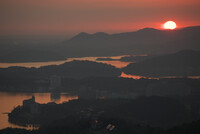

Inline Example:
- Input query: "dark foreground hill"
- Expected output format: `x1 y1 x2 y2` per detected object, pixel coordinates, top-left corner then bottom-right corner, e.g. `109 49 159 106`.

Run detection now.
122 50 200 77
1 119 200 134
5 96 200 134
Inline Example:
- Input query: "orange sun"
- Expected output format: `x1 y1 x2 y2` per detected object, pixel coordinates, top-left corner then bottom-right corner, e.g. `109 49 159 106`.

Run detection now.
163 21 177 30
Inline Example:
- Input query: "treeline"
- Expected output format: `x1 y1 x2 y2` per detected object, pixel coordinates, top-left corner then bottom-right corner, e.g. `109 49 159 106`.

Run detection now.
122 50 200 77
1 74 200 96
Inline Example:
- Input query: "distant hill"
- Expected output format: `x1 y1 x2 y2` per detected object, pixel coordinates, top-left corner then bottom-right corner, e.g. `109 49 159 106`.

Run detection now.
0 60 121 79
57 26 200 57
122 50 200 77
0 36 66 62
119 55 156 62
0 26 200 62
39 60 121 78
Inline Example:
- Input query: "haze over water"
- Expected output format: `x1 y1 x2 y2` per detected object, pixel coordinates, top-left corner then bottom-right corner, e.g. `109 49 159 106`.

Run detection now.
0 0 200 133
0 55 132 68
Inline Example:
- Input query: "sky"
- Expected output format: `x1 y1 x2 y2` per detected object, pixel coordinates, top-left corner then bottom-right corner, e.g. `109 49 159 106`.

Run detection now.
0 0 200 36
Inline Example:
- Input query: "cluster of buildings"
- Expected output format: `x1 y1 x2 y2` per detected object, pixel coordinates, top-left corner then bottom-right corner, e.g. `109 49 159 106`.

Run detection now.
78 81 192 100
78 86 141 100
35 74 193 100
49 75 62 91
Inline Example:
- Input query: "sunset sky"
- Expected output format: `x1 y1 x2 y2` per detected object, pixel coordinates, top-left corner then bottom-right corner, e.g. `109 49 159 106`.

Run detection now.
0 0 200 36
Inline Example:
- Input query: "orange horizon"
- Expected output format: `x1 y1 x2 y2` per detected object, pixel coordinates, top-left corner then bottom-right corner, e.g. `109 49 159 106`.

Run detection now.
0 0 199 35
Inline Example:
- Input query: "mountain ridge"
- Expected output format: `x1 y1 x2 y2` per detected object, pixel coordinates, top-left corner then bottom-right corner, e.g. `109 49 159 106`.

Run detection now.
122 49 200 77
58 25 200 57
0 25 200 62
68 25 200 40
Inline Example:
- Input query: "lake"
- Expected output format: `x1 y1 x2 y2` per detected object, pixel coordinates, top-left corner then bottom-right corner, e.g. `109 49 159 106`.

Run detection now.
0 56 200 130
0 55 199 80
0 55 134 130
0 55 132 68
0 92 77 130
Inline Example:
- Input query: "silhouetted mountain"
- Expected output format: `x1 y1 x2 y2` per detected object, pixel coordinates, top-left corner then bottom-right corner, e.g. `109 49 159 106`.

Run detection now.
122 50 200 77
57 26 200 58
67 32 90 41
39 60 121 78
0 60 121 79
0 36 66 62
65 32 109 42
0 26 200 62
119 55 156 62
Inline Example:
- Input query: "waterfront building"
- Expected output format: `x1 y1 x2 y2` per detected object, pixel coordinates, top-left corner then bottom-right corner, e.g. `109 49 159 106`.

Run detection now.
49 75 62 91
23 96 39 114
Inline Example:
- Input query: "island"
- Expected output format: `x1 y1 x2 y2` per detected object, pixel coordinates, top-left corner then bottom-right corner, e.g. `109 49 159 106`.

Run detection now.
7 94 200 134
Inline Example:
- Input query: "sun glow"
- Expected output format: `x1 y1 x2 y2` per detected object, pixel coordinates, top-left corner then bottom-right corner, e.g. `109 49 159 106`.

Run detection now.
163 21 177 30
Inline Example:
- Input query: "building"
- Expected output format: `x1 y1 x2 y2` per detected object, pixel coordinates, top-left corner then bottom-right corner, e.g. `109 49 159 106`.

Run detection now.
23 96 39 114
49 75 62 91
50 93 61 101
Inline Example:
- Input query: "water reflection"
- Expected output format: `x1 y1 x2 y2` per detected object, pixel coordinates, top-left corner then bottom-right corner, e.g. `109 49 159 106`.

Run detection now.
119 72 147 79
0 60 68 68
0 92 77 130
0 55 131 68
99 61 132 68
120 72 200 80
50 93 61 102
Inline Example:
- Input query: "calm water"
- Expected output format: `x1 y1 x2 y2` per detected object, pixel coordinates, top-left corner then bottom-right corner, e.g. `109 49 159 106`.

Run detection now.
0 55 132 68
0 55 199 80
0 56 136 130
0 56 200 130
0 92 77 130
